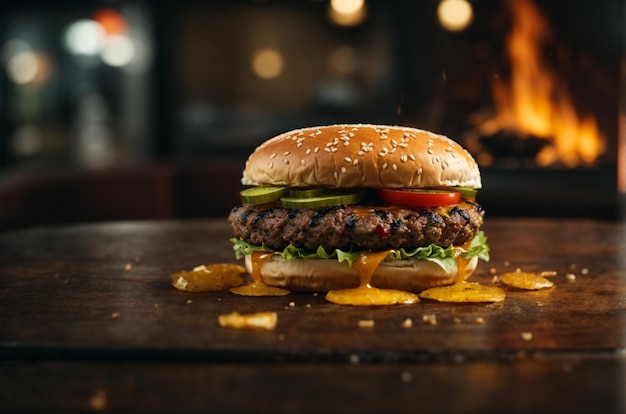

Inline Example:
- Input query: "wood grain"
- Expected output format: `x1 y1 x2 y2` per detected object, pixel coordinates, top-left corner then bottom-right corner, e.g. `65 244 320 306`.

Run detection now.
1 218 625 413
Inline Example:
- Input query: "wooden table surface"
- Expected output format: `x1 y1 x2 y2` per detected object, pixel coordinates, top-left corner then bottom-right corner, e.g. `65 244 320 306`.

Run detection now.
1 218 625 413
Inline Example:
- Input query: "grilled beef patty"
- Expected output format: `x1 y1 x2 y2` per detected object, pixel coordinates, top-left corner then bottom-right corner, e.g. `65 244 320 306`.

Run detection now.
228 202 484 252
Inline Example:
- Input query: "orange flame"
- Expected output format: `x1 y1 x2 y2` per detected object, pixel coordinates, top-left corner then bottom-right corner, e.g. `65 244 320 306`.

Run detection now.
481 0 606 167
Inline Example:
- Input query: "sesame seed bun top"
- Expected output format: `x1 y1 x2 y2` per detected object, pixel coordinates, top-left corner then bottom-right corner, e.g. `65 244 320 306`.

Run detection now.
241 124 482 189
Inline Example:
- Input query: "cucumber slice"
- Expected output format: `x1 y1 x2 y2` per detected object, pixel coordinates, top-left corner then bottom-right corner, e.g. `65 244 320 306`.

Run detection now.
288 187 327 198
280 189 367 208
240 186 288 204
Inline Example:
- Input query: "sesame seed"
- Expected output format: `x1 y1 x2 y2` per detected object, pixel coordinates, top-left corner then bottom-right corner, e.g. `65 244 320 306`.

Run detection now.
305 149 311 155
283 151 290 156
333 171 339 180
409 154 416 161
392 164 398 171
417 167 423 174
382 163 388 170
270 153 277 159
353 159 359 166
324 148 331 153
427 148 434 154
345 157 352 163
358 151 365 156
283 158 289 164
268 162 273 169
314 147 320 153
400 154 407 163
301 160 306 166
341 167 347 174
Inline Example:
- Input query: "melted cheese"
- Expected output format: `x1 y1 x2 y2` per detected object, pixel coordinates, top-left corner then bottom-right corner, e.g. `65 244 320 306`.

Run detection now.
230 251 290 296
325 250 419 306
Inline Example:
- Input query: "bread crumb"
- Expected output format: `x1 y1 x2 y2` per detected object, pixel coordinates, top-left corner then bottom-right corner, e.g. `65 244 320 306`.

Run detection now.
453 317 461 324
566 273 576 282
218 311 277 330
88 388 107 410
488 267 497 276
581 268 589 275
111 312 121 319
401 318 413 328
124 263 132 271
186 299 193 304
358 319 375 328
288 301 296 307
475 317 485 324
400 371 413 383
521 332 533 341
422 314 437 325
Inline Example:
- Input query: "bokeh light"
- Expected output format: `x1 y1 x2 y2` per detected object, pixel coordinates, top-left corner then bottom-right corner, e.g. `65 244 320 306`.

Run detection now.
437 0 473 31
63 19 106 56
252 48 284 79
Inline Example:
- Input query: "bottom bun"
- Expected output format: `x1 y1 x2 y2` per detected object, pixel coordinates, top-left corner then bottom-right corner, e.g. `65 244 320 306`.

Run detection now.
244 254 478 293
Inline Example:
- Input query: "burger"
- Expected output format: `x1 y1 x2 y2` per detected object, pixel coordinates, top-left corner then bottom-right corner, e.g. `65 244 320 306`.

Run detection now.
228 124 489 294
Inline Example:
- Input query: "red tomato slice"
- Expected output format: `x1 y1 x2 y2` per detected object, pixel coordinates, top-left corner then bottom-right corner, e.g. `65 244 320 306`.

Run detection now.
376 188 461 207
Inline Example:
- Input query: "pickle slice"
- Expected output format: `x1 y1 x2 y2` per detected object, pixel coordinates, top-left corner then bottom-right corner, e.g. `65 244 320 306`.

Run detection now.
288 187 327 198
241 186 288 204
280 189 366 208
454 187 478 200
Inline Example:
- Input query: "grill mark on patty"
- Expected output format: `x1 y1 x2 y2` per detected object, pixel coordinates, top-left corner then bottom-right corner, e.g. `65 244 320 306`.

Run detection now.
309 206 337 227
239 209 252 221
390 219 402 230
252 208 275 224
450 205 470 223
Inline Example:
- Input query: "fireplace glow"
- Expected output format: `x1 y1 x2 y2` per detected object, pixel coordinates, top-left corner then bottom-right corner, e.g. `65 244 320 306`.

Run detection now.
477 0 606 168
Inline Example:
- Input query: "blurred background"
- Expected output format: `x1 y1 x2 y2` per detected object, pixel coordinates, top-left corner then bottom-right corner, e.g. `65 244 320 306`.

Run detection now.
0 0 624 232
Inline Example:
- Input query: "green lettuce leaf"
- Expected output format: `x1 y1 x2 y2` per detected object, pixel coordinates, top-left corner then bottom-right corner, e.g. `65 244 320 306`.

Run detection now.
230 231 490 273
